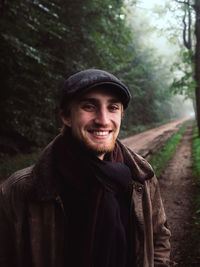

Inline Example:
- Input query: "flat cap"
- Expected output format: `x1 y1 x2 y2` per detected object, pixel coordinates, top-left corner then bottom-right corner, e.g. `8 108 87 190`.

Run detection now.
60 69 131 109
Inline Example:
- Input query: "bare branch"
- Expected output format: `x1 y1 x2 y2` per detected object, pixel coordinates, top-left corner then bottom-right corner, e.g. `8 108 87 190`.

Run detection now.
175 0 190 6
175 0 195 8
188 0 192 48
182 5 189 48
179 0 192 50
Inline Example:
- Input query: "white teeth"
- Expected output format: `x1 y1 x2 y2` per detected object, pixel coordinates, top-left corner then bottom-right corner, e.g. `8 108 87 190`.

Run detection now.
93 131 109 136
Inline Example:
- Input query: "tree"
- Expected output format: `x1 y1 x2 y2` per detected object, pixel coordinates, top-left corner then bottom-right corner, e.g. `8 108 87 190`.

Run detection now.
172 0 200 136
194 0 200 136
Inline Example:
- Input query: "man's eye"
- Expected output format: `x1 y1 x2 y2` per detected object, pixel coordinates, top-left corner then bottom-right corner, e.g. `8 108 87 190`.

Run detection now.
109 105 120 111
82 104 95 111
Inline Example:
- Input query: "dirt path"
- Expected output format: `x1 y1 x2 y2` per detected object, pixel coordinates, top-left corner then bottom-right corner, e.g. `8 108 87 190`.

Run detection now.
121 118 189 158
158 122 199 266
122 120 198 265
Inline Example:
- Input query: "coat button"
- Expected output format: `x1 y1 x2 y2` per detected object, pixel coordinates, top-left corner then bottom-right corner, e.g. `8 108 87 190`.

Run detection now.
136 186 143 193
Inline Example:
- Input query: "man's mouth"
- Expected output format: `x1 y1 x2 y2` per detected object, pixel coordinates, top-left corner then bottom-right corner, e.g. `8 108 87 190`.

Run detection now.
88 130 112 136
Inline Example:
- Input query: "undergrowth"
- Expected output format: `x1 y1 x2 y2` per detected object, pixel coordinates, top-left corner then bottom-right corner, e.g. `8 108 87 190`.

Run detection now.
148 122 189 177
0 150 40 181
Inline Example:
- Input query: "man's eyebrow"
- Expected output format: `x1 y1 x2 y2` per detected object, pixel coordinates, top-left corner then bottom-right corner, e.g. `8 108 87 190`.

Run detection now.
79 97 121 104
79 97 98 104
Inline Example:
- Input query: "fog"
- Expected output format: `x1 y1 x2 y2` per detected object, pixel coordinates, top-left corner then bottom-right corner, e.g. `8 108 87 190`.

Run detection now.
171 96 195 119
125 0 195 118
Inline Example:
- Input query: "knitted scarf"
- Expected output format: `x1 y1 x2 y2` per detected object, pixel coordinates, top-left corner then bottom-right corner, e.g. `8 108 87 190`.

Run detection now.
53 131 133 267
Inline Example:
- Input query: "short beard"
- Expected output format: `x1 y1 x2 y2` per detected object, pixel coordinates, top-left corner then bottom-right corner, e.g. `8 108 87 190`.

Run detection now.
90 143 116 157
77 135 116 158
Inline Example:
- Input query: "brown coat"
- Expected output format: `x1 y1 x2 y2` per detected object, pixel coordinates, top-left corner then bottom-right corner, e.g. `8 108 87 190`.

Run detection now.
0 137 171 267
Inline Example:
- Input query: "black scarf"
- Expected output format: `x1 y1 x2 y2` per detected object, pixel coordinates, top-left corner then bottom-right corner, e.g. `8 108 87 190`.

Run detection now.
53 131 133 267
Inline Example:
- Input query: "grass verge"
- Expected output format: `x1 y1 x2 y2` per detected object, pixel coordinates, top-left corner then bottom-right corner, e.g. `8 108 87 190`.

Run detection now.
192 124 200 258
148 122 189 177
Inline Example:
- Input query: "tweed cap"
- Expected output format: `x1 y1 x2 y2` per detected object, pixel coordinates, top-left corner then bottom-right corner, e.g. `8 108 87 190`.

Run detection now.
60 69 131 109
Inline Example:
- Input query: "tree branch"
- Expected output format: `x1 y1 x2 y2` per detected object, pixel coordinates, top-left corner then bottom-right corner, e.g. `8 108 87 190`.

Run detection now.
175 0 195 8
182 6 189 48
188 0 192 48
180 0 192 50
175 0 190 6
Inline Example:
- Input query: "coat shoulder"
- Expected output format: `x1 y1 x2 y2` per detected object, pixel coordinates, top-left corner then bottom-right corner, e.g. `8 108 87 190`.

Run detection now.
0 166 34 201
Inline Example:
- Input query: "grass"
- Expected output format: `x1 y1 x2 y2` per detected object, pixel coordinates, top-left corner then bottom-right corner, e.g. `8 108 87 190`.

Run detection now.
148 121 200 260
192 124 200 258
193 125 200 182
148 122 189 177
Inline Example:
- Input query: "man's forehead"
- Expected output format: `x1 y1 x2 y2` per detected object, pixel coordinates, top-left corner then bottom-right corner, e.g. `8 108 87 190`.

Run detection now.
77 87 122 103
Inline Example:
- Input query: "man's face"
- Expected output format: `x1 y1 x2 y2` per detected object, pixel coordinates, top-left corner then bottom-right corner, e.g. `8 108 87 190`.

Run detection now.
61 88 123 159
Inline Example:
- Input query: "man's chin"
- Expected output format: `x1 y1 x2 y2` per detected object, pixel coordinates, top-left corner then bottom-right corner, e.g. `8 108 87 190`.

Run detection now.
84 142 116 157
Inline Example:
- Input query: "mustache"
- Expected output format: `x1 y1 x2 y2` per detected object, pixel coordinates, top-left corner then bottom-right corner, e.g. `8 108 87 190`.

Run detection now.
87 122 115 129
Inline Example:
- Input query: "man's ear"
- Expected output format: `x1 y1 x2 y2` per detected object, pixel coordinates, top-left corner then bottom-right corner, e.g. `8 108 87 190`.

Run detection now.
61 115 71 127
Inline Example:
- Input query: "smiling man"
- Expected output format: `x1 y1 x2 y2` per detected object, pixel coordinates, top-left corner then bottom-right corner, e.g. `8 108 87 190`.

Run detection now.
61 87 122 159
0 69 171 267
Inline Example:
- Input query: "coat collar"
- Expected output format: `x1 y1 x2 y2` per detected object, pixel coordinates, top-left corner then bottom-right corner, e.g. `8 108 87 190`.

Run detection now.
29 135 62 201
117 140 154 183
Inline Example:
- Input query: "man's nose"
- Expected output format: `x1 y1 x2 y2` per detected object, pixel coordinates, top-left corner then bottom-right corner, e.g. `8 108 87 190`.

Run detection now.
94 109 110 125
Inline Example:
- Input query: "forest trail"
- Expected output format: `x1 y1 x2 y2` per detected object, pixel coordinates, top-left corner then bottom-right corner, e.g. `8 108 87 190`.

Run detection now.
121 118 189 158
158 122 199 266
122 120 198 266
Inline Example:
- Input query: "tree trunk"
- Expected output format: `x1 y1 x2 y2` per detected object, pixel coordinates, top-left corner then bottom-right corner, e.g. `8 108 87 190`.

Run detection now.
195 0 200 136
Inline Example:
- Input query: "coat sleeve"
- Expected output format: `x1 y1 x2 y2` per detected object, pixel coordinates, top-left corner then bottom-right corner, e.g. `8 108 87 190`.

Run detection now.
150 176 171 267
0 187 16 267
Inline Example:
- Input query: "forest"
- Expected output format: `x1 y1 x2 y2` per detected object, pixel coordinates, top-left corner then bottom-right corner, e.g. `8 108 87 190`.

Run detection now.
0 0 199 156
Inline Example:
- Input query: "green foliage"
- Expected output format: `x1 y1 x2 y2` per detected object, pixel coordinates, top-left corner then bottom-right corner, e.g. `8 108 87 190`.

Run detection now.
148 122 189 177
170 50 195 99
1 0 65 151
0 0 132 153
193 125 200 179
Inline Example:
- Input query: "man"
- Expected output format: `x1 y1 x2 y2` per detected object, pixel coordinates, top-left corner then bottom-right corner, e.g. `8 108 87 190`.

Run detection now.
0 69 171 267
